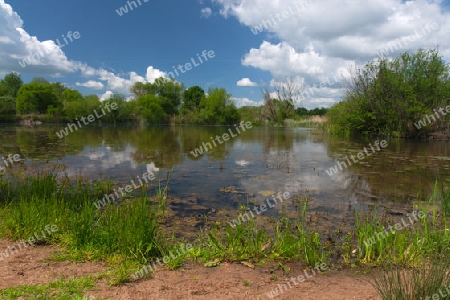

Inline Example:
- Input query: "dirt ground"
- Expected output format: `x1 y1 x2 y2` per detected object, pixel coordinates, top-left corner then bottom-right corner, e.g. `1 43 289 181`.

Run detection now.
0 239 381 300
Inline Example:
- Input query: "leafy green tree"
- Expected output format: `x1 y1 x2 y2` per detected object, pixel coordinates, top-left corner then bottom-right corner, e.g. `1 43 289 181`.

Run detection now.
16 82 61 114
182 86 205 112
51 82 67 103
295 107 308 116
0 96 15 115
31 77 50 84
130 78 184 116
1 72 23 98
328 48 450 137
136 94 167 123
63 89 83 102
150 78 184 115
102 94 134 123
130 82 150 97
63 94 101 121
198 87 240 124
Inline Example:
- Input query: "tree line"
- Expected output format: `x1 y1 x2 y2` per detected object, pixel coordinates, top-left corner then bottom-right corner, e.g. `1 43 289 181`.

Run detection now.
0 76 241 125
0 74 322 125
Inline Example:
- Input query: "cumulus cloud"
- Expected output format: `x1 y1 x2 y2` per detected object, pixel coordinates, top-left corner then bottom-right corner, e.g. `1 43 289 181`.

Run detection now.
76 80 104 90
308 98 337 108
145 66 166 83
237 77 258 86
201 7 212 18
0 0 167 94
0 0 78 75
213 0 450 104
233 97 262 107
100 90 114 101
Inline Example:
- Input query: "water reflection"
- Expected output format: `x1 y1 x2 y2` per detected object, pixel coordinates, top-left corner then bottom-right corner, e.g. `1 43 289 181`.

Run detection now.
0 124 448 225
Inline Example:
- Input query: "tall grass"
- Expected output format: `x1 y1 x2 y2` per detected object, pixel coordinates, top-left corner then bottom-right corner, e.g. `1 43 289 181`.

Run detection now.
440 182 450 217
371 254 450 300
0 172 166 263
354 183 450 267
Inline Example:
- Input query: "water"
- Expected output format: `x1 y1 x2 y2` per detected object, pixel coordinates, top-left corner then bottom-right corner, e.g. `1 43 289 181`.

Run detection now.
1 124 449 227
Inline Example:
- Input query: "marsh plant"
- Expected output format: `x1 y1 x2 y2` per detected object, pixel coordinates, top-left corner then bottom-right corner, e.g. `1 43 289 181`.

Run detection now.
0 173 167 264
194 201 327 267
353 183 450 267
370 253 450 300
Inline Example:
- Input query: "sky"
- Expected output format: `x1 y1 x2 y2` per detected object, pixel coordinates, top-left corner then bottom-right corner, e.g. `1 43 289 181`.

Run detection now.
1 0 450 109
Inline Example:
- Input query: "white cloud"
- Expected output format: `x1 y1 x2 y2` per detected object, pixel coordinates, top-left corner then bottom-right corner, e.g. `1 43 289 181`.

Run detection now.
308 98 336 108
233 97 262 107
100 90 114 101
76 80 104 90
0 0 167 94
237 77 258 86
213 0 450 105
201 7 212 18
146 66 166 83
0 35 13 44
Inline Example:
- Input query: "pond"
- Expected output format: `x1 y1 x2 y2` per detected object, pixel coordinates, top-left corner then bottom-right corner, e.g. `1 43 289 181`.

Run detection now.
1 124 449 229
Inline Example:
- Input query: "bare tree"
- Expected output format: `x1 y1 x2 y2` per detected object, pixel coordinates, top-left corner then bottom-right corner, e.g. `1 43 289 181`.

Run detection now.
261 76 304 123
261 82 279 122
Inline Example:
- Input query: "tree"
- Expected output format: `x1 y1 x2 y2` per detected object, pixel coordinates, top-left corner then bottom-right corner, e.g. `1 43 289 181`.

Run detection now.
31 77 50 84
130 78 184 116
130 82 150 97
51 82 67 103
63 89 83 102
198 87 239 124
1 72 23 98
151 78 184 115
328 48 450 137
136 94 168 123
238 106 264 125
262 76 303 123
102 94 131 123
182 86 205 112
16 82 60 114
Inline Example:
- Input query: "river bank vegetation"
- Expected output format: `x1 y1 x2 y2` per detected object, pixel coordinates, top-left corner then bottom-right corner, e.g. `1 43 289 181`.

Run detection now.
2 48 450 140
0 171 449 298
327 48 450 139
0 73 324 127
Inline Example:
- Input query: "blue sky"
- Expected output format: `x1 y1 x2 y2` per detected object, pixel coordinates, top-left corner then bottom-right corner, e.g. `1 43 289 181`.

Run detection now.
1 0 450 108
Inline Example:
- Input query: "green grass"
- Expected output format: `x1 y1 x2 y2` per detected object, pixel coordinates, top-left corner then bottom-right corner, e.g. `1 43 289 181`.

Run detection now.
0 172 167 265
349 182 450 268
1 170 450 299
192 202 328 267
370 253 450 300
0 276 96 300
